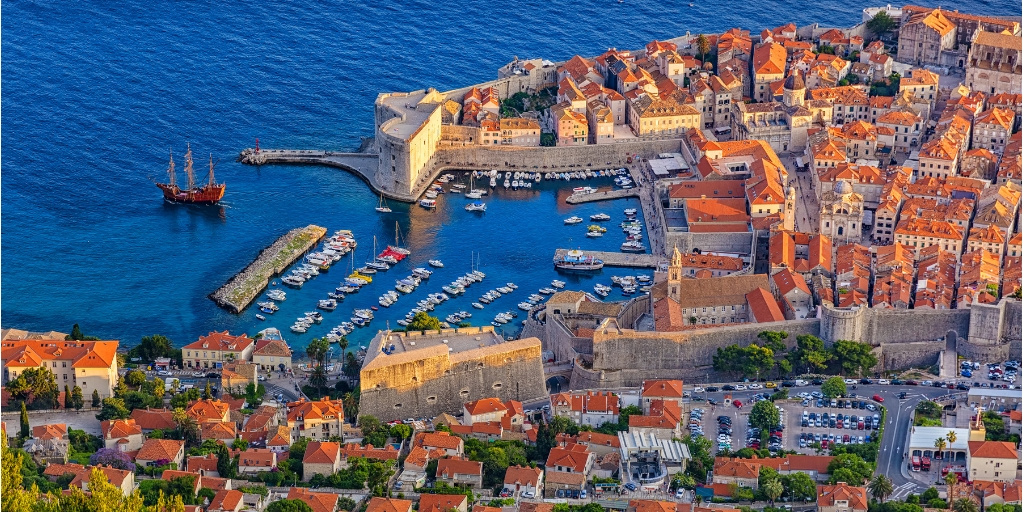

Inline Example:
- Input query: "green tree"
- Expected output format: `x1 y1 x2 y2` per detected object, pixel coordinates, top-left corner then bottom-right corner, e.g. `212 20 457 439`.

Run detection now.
125 369 147 387
934 437 947 459
405 311 442 332
96 397 131 420
831 340 878 376
203 383 212 400
831 467 857 485
763 477 784 505
172 407 199 447
131 334 175 361
922 488 940 502
92 388 101 407
713 345 745 377
866 11 897 37
758 331 789 353
217 445 239 479
790 334 832 373
70 385 85 410
869 474 895 502
828 453 873 484
232 438 248 451
7 367 60 409
268 499 315 512
952 498 979 512
390 423 412 441
749 400 781 431
741 345 775 378
696 34 711 64
781 472 817 502
64 384 71 409
19 402 30 438
822 376 847 398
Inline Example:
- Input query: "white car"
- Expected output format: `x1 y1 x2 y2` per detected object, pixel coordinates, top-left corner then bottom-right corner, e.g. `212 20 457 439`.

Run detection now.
878 379 890 385
157 370 171 376
192 372 204 377
844 379 856 385
258 376 266 381
675 488 686 499
734 384 747 390
522 491 535 499
693 387 705 393
749 383 763 389
794 379 808 386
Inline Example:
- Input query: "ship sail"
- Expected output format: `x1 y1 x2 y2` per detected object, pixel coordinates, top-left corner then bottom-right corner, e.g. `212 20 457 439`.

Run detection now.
155 143 226 205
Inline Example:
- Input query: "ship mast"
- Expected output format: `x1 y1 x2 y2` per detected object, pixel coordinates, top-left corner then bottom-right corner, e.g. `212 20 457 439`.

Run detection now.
208 154 217 187
184 143 195 192
167 149 177 189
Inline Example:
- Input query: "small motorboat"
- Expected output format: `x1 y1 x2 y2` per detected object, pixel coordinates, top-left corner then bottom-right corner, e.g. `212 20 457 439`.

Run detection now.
564 216 584 225
429 259 444 268
472 302 485 309
590 213 611 221
255 314 266 321
551 280 566 289
586 231 603 238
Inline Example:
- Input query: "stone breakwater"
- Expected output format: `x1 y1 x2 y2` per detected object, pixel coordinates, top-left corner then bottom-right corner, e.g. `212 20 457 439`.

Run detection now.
209 224 327 313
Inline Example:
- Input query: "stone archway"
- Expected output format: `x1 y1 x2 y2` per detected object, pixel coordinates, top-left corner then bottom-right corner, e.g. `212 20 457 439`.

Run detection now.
546 375 570 394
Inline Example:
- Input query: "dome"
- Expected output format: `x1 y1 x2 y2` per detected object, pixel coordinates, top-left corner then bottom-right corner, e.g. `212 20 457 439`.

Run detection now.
834 180 854 195
784 71 805 91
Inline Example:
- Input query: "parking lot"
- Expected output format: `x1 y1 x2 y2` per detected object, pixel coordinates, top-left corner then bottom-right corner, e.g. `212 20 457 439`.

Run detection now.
780 394 882 455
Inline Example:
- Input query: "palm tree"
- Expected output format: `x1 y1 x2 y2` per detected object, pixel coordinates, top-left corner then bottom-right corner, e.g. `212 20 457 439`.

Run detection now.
952 498 978 512
935 437 947 461
172 407 199 447
946 430 957 448
763 477 784 505
338 337 349 355
945 471 958 489
868 474 894 502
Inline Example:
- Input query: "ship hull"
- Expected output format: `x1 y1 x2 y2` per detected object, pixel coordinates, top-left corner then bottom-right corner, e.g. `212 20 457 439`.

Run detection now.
157 183 226 204
554 262 604 272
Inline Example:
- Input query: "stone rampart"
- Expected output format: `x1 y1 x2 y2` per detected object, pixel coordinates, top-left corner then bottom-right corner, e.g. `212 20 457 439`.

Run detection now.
666 231 756 256
955 337 1011 363
862 307 971 345
877 341 946 372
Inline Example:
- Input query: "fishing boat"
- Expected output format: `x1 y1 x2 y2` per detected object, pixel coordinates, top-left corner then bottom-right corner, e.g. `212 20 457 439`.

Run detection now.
518 302 533 311
465 201 487 212
155 144 226 204
490 176 497 188
375 193 392 213
266 289 286 301
554 249 604 272
281 276 304 288
429 259 444 268
590 213 611 221
564 216 583 225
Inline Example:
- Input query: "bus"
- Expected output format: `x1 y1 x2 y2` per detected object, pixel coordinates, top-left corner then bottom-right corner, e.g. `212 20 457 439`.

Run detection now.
922 457 931 471
912 456 921 471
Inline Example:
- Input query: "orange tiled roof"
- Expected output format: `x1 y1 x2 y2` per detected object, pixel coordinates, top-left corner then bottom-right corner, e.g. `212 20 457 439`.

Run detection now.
968 441 1019 459
1 340 118 370
303 441 341 464
287 488 340 512
817 482 868 510
419 494 468 512
746 287 786 323
137 439 184 462
366 497 413 512
181 331 253 352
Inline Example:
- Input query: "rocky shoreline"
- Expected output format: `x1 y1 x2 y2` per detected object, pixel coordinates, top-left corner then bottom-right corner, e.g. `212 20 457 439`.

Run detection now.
209 224 327 313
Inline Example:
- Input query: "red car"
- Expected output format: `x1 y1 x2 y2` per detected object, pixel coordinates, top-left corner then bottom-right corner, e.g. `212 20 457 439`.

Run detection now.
872 394 884 402
733 399 743 408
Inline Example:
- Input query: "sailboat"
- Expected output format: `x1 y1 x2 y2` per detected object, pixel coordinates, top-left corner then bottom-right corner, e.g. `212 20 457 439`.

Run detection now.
388 222 411 256
365 236 390 270
156 144 226 204
465 174 483 199
375 193 392 213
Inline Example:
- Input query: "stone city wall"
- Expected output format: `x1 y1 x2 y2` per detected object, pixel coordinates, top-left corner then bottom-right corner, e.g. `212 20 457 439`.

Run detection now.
861 307 971 345
876 341 946 372
955 338 1011 364
666 231 757 256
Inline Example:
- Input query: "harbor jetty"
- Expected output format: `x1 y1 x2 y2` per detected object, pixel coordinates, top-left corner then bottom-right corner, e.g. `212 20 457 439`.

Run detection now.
565 188 638 204
553 249 664 269
210 224 327 313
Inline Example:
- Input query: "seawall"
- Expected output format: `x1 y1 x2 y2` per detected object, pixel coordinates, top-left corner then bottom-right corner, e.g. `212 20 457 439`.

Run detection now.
209 224 327 313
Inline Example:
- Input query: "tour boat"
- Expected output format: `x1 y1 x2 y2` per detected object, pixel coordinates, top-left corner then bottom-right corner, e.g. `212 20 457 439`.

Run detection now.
375 193 392 213
318 299 338 311
419 198 436 208
564 216 584 225
155 144 226 204
428 259 444 268
506 282 517 289
465 201 487 212
281 276 304 288
624 208 638 216
621 241 646 252
266 289 286 301
554 249 604 272
590 213 611 221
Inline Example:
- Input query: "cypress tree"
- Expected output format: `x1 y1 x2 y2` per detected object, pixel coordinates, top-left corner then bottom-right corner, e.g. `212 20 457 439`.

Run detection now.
19 402 30 438
64 385 71 409
92 388 101 407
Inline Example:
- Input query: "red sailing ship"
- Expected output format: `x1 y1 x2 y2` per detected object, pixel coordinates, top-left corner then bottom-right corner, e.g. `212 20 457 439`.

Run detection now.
156 143 226 204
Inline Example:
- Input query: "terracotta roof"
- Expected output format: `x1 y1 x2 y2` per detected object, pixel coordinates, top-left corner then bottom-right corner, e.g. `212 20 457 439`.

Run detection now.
464 397 508 416
1 340 118 370
642 380 684 399
674 274 770 309
209 489 244 512
303 441 341 465
43 462 86 477
418 494 468 512
773 268 811 296
974 31 1022 51
416 431 463 451
287 488 340 512
286 398 344 423
714 458 761 479
968 441 1019 459
366 497 413 512
339 443 399 461
817 483 868 510
181 331 254 352
32 423 68 441
101 419 141 440
631 500 677 512
545 471 587 486
505 465 544 486
546 443 592 473
550 391 620 415
253 338 291 357
129 408 175 431
685 197 750 224
187 399 230 423
895 218 964 240
746 287 786 323
669 181 745 199
437 457 482 478
187 453 219 473
137 438 184 462
520 504 556 512
201 421 236 441
753 42 787 75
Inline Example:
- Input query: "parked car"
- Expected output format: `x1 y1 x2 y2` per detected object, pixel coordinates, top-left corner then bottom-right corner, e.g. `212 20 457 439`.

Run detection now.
872 394 884 402
733 400 743 408
522 491 535 499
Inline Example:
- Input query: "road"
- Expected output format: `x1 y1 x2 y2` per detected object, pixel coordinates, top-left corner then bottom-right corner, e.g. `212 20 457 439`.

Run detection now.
692 381 964 496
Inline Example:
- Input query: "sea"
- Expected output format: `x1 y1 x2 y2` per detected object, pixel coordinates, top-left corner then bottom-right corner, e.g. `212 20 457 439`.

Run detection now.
2 0 1014 354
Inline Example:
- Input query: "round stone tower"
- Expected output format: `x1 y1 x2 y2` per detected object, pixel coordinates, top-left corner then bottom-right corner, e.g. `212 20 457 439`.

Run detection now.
820 303 866 344
782 71 806 108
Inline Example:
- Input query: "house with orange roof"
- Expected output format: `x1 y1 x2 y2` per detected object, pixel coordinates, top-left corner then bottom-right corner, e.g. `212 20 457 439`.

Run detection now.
973 108 1016 154
546 442 595 476
504 465 544 496
751 42 786 102
557 55 601 86
266 425 292 454
436 457 483 488
1001 255 1021 298
287 488 341 512
230 447 276 474
961 148 1000 181
712 457 760 489
208 489 244 512
914 246 958 309
682 197 750 233
627 94 701 138
187 399 230 423
641 380 684 413
809 86 869 124
131 407 176 433
339 443 399 467
69 465 136 497
252 337 292 372
415 431 464 457
974 184 1022 238
366 497 413 512
462 397 524 429
629 400 683 440
1 339 119 398
898 7 957 66
181 331 254 370
302 441 342 481
957 250 1002 307
1007 232 1022 258
550 391 621 427
187 453 220 477
419 494 469 512
745 287 786 323
628 500 676 512
550 102 589 146
101 418 143 452
874 109 921 155
894 217 966 257
808 137 849 175
137 438 185 469
286 397 345 441
968 441 1020 483
556 431 621 456
771 268 813 319
972 480 1023 507
817 482 869 512
967 224 1008 257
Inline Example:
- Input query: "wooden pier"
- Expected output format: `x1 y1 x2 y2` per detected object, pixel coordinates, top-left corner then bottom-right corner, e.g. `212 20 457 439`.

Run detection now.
553 249 664 269
565 188 639 204
210 224 327 313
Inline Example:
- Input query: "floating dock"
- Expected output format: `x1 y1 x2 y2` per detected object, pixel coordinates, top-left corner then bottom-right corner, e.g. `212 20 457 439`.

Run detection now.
210 224 327 313
553 249 664 269
565 188 639 204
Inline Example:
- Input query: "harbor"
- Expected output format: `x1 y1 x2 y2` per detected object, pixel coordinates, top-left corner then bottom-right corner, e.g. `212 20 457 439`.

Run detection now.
552 249 664 269
209 224 327 314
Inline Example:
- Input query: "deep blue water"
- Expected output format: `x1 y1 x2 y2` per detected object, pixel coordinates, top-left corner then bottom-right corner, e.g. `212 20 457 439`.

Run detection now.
2 0 1014 352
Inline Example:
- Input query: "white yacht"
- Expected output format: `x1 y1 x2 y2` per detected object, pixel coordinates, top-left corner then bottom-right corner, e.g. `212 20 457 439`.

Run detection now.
564 216 583 225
